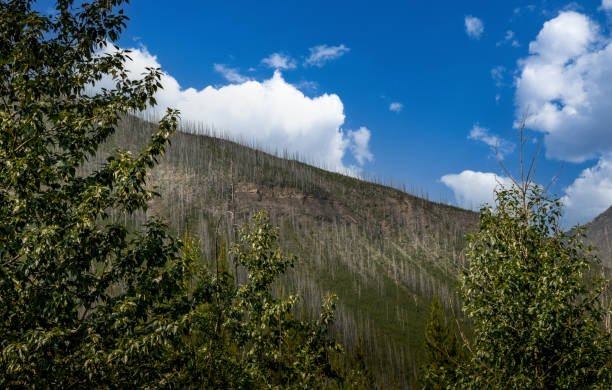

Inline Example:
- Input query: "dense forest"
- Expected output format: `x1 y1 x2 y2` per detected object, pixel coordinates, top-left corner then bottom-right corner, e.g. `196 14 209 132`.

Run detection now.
2 1 612 389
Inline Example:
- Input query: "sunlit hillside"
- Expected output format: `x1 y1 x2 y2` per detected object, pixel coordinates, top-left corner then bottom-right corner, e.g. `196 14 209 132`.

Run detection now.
83 115 478 388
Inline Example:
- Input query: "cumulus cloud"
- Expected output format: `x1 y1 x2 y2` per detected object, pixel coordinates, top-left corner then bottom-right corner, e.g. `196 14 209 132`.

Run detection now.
468 124 514 158
441 171 514 210
95 45 372 174
465 16 484 39
516 11 605 162
348 127 373 165
304 44 350 67
441 161 612 225
601 0 612 11
261 53 296 70
514 11 612 223
389 102 403 113
213 64 250 83
561 153 612 226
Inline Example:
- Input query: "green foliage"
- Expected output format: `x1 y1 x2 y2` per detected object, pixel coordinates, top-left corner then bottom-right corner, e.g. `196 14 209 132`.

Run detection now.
344 336 377 389
456 186 612 389
106 116 475 388
420 297 462 389
228 211 345 388
1 0 183 386
0 1 347 388
179 212 347 388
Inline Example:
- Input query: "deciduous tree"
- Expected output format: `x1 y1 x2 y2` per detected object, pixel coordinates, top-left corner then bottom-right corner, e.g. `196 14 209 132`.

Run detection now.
457 178 612 388
0 1 346 388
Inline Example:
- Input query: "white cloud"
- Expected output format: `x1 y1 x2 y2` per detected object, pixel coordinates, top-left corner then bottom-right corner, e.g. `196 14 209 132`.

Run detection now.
442 160 612 225
491 65 505 87
304 44 350 67
294 80 318 92
468 124 514 158
441 170 514 210
497 30 520 47
527 11 597 66
562 153 612 226
261 53 297 70
96 45 372 174
601 0 612 11
465 16 484 39
513 5 536 17
512 10 612 224
515 11 612 163
389 102 403 113
348 127 373 165
213 64 250 83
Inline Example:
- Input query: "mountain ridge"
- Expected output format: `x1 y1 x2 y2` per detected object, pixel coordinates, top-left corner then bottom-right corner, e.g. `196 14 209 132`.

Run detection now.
90 115 479 388
88 115 612 388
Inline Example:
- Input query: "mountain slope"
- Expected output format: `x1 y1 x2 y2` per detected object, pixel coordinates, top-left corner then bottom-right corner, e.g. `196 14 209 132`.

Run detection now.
585 205 612 268
90 116 479 388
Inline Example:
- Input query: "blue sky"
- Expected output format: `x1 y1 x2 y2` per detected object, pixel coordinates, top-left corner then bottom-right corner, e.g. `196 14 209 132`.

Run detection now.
43 0 612 225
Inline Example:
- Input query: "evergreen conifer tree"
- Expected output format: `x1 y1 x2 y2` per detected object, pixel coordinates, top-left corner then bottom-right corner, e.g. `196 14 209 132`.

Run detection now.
420 296 462 389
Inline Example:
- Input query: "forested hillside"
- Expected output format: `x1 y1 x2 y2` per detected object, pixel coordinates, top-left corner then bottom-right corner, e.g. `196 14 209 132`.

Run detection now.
5 2 612 388
87 115 478 388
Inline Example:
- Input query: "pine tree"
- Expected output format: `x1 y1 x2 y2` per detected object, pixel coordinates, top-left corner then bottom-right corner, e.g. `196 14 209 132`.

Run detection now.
420 296 462 389
344 335 376 389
